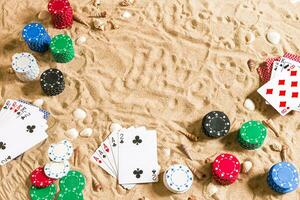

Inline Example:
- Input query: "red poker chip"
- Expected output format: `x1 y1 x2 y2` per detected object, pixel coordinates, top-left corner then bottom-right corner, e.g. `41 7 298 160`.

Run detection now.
48 0 71 14
50 5 73 29
30 167 56 188
212 153 240 185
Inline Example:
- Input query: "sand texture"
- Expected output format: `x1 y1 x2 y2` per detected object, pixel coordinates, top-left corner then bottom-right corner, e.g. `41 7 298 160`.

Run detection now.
1 0 300 199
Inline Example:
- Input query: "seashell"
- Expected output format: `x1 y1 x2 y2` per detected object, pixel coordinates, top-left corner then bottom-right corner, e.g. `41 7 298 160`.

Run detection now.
266 31 281 45
110 123 122 132
33 99 44 107
162 147 170 157
8 68 14 74
80 128 93 137
270 142 282 152
92 177 102 191
179 130 200 142
73 13 90 27
76 36 87 45
109 20 119 29
281 145 288 161
187 163 205 180
73 148 79 166
262 119 280 137
94 0 101 6
244 98 255 111
241 160 253 173
245 32 255 44
180 145 193 160
247 59 256 71
119 0 131 6
93 19 107 31
38 10 50 20
207 183 218 197
187 195 197 200
89 11 107 18
66 128 79 139
121 11 132 19
73 108 87 120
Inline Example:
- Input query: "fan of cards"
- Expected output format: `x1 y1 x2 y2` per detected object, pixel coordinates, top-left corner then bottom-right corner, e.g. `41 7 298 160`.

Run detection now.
0 99 49 165
91 125 160 189
257 53 300 116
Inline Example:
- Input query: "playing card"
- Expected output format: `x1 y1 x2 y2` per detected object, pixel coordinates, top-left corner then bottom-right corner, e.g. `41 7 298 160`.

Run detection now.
258 67 300 116
93 145 117 176
257 57 281 83
91 152 117 178
118 128 159 184
100 138 118 176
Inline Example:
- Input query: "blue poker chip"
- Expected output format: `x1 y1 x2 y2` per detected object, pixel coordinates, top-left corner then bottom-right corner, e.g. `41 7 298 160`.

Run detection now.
267 162 299 193
22 23 51 53
163 164 193 193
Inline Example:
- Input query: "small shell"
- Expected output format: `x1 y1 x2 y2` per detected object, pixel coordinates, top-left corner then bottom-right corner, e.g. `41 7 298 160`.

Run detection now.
94 0 101 6
180 145 193 160
244 98 255 111
93 19 107 30
266 31 281 45
38 10 50 20
110 123 122 132
89 11 107 18
187 163 205 180
33 99 44 107
8 68 14 74
80 128 93 137
66 128 79 139
73 13 90 27
162 147 170 157
121 11 132 19
187 195 197 200
207 183 218 197
76 36 87 45
73 108 87 120
247 59 256 71
270 142 282 152
241 160 253 173
119 0 130 6
245 32 255 44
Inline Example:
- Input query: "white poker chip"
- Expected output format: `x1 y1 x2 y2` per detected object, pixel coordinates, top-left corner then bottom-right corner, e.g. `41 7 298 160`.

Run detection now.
11 52 39 81
48 140 73 162
44 161 70 179
163 164 193 193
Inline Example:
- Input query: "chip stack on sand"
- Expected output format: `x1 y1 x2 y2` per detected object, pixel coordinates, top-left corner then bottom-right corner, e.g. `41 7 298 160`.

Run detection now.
22 23 51 53
212 153 240 185
29 184 57 200
163 164 193 193
30 167 56 188
48 0 73 29
40 68 65 96
50 34 75 63
267 162 299 193
238 120 267 150
58 170 86 199
202 111 231 138
11 52 40 81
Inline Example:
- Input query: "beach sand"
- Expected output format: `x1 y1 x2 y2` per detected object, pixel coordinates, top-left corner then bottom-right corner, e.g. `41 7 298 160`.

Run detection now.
1 0 300 199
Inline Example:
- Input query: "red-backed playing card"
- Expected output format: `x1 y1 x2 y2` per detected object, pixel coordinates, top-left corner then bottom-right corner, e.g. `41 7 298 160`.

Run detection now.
257 57 281 83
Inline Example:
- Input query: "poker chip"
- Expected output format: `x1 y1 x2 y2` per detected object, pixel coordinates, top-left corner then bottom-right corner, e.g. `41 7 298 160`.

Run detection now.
44 161 70 179
202 111 231 138
22 23 51 53
40 68 65 96
57 190 83 200
29 183 56 200
50 34 75 63
48 140 73 162
267 162 299 193
163 164 193 193
212 153 240 185
11 52 40 82
238 120 267 150
30 167 56 188
59 170 86 192
48 0 73 29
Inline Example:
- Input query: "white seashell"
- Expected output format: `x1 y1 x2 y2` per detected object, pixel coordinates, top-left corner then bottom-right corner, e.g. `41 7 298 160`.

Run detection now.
162 148 171 157
207 183 218 197
80 128 93 137
33 99 44 107
266 31 281 45
270 142 282 152
241 160 253 173
93 19 107 30
94 0 101 6
38 10 50 20
121 11 132 19
66 128 79 139
245 32 255 44
73 108 87 120
76 36 87 45
244 98 255 111
110 123 122 132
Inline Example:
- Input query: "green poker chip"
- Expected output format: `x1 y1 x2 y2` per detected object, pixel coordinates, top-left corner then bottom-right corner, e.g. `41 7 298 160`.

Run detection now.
57 190 83 200
50 34 74 63
59 170 86 192
238 120 267 150
29 183 56 200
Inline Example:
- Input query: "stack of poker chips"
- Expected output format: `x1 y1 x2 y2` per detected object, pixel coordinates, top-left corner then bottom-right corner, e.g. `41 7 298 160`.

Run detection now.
11 52 40 81
48 0 73 29
50 34 75 63
202 111 231 138
57 171 86 199
22 23 51 53
212 153 241 185
238 120 267 150
267 162 299 193
40 68 65 96
163 164 193 193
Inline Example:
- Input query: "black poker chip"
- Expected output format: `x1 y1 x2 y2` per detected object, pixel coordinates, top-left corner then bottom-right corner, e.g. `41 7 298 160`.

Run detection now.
40 68 65 96
202 111 231 138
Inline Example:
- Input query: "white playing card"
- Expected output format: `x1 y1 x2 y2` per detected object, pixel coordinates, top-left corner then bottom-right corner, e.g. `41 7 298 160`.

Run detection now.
94 146 117 176
118 128 159 184
100 138 118 176
91 152 117 178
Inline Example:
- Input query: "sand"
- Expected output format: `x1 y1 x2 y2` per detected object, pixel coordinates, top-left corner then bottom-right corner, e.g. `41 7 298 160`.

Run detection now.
1 0 300 199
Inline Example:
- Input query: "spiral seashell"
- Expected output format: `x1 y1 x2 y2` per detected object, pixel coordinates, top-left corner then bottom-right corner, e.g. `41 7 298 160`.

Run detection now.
187 163 205 180
180 145 193 160
73 13 90 27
